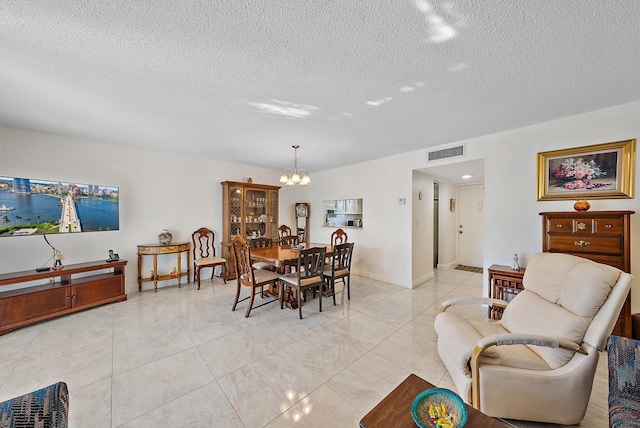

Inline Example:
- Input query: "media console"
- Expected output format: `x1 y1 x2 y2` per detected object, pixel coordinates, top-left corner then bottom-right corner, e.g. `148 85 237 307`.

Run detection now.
0 259 127 336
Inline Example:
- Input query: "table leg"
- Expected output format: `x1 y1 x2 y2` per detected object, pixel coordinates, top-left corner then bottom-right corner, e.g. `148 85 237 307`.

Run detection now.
153 254 158 292
137 253 142 291
177 250 182 288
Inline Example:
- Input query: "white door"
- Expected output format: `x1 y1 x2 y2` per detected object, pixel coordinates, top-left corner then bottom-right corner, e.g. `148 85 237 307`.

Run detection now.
457 184 484 268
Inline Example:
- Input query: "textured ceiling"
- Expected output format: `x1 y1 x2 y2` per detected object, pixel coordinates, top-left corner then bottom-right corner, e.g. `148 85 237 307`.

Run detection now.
2 1 640 176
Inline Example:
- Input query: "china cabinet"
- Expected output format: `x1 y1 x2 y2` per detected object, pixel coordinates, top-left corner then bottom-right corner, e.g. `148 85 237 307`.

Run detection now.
221 181 280 280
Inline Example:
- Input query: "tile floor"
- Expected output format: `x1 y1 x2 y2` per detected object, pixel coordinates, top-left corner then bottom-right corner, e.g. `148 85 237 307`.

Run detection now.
0 269 609 427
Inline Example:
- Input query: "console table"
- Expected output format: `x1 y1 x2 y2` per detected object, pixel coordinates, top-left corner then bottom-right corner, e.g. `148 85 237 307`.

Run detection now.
0 260 127 336
137 242 190 292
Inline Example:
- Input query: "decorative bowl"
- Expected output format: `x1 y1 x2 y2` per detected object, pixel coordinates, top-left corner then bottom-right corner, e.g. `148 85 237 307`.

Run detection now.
411 388 467 428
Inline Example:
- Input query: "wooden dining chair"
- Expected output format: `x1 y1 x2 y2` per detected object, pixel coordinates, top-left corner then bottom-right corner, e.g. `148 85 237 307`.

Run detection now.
249 237 274 270
231 236 281 318
279 246 326 319
278 224 292 238
192 227 226 290
330 228 348 246
323 242 354 302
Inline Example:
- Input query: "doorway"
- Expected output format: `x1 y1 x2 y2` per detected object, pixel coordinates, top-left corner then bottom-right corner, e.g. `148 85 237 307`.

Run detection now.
457 184 484 268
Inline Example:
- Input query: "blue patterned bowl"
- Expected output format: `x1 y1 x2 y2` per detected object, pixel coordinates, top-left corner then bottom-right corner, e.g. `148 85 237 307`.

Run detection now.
411 387 467 428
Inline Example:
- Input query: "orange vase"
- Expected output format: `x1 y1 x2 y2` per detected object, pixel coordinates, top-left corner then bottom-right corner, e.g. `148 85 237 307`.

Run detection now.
573 200 590 211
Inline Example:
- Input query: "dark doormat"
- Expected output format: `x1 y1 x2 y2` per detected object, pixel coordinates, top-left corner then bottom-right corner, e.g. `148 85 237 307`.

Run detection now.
455 265 483 274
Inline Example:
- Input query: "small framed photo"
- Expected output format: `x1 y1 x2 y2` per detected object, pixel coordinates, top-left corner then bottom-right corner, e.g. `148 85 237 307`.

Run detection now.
536 139 635 201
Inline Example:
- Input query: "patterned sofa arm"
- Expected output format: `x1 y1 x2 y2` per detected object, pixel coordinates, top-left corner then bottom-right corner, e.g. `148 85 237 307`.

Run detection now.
607 335 640 427
0 381 69 428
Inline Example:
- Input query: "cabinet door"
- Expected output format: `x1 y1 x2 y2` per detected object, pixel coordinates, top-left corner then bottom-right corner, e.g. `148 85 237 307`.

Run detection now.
267 189 279 240
0 286 71 328
229 185 244 239
245 187 268 238
354 199 362 214
336 200 346 213
73 276 124 308
345 199 354 214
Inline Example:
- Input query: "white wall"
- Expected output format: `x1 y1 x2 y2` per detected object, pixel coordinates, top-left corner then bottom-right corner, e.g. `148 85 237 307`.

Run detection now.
2 99 640 312
411 171 434 286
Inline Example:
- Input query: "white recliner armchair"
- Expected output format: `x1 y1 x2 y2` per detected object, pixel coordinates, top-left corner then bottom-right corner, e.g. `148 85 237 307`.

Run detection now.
434 252 632 425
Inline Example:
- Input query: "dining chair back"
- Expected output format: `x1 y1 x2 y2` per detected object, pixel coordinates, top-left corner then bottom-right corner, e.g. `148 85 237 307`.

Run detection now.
323 242 354 303
192 227 226 289
330 228 348 246
249 237 274 270
231 236 281 317
279 235 299 246
279 246 326 319
278 224 292 238
249 237 273 248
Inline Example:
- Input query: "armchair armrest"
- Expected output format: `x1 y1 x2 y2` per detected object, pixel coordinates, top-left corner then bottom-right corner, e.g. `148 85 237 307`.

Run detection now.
475 333 585 354
440 297 508 312
470 333 586 413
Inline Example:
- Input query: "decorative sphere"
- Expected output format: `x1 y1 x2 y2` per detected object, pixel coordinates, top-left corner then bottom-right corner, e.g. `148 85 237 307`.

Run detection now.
573 200 591 211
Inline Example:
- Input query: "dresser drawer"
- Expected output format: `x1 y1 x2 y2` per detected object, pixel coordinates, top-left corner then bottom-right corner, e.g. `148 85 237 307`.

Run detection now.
548 235 623 256
548 218 576 232
594 218 624 234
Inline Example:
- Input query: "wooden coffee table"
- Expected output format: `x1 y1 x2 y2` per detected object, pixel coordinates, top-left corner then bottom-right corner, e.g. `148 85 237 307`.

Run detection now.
360 374 507 427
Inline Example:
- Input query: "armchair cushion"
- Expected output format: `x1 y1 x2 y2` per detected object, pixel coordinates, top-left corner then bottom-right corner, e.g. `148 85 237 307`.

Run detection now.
501 254 620 368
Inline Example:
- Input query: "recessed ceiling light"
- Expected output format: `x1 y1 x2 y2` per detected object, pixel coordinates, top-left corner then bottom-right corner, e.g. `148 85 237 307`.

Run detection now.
462 174 472 179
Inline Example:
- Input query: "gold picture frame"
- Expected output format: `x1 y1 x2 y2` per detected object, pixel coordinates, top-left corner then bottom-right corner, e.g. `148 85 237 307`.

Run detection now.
537 139 635 201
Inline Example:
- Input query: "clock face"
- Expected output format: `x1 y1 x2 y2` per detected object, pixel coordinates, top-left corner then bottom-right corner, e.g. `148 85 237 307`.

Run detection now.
296 204 308 217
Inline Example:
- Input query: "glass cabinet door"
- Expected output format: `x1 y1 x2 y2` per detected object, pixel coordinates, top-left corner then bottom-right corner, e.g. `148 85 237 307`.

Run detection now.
229 186 243 239
267 189 278 240
245 188 267 239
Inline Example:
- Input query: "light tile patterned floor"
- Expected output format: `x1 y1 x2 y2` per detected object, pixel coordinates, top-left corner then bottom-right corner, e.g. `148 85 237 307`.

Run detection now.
0 270 609 427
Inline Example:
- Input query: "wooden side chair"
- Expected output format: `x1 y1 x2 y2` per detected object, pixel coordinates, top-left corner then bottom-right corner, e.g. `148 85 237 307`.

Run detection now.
278 224 292 238
192 227 226 290
330 228 348 246
323 242 354 302
231 236 281 318
279 246 326 319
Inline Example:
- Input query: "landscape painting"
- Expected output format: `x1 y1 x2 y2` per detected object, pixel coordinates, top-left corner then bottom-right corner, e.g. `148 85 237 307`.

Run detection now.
0 176 119 237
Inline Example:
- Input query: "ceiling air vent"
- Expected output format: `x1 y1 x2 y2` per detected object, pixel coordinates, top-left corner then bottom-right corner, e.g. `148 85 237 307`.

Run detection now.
427 145 465 162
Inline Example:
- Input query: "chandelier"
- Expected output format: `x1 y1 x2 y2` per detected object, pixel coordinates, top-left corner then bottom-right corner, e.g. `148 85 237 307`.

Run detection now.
279 145 311 186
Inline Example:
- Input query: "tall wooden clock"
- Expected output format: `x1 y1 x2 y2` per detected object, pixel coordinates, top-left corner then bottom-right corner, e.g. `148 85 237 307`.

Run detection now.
295 202 310 244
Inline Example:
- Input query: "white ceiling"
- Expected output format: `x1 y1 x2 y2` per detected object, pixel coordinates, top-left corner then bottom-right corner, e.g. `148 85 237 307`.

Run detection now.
2 1 640 177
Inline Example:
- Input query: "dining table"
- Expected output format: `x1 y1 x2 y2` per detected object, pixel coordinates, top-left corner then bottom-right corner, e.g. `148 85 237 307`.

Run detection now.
250 243 334 309
249 242 334 271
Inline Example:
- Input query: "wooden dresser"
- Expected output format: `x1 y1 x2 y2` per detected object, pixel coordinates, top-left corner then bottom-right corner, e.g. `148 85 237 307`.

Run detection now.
540 210 634 337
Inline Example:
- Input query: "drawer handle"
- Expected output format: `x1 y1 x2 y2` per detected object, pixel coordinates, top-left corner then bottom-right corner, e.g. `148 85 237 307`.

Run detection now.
576 222 587 230
555 224 563 228
605 224 612 228
574 240 590 247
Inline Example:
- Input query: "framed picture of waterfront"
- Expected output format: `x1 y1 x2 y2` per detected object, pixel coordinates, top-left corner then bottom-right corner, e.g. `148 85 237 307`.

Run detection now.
0 176 119 237
537 139 636 201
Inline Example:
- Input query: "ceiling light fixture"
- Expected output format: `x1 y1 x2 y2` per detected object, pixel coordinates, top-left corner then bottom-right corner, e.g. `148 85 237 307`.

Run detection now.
279 145 311 186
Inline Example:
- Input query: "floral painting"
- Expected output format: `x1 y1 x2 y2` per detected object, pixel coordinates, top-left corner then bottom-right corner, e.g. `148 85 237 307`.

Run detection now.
537 139 635 201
